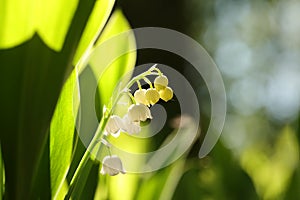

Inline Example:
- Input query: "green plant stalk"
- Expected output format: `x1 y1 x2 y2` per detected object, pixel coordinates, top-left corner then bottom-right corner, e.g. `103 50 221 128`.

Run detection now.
65 115 109 199
66 65 159 197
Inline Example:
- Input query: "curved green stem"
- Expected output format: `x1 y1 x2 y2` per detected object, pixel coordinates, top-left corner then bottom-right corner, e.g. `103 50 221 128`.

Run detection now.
136 80 142 90
65 115 109 199
127 92 136 104
153 68 162 75
143 77 153 88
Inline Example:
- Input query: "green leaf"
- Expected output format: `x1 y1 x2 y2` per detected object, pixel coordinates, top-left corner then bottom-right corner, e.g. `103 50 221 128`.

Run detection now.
240 126 299 199
61 63 103 199
134 160 185 200
92 9 137 107
49 1 116 197
50 70 78 199
0 145 4 199
0 0 98 198
36 0 79 51
71 159 100 200
0 0 79 51
73 0 115 64
0 0 35 48
66 10 137 199
30 134 51 199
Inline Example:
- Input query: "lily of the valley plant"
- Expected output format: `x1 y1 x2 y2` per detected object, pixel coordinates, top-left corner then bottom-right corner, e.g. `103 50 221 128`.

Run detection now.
67 64 173 193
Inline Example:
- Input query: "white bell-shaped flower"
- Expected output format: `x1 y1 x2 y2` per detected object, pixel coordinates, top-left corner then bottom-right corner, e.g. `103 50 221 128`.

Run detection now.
154 75 168 90
127 104 152 122
105 115 124 137
100 155 126 176
121 115 141 134
134 89 148 105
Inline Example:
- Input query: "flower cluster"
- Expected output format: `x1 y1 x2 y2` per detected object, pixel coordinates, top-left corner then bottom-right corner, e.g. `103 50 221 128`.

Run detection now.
100 66 173 176
134 74 173 106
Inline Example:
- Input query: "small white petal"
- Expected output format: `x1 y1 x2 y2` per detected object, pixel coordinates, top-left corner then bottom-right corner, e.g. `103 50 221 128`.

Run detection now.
110 130 121 138
134 89 148 105
121 115 141 134
100 155 126 176
105 115 124 136
127 104 152 122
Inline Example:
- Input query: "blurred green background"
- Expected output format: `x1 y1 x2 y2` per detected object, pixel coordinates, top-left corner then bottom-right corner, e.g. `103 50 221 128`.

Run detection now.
0 0 299 199
116 0 300 199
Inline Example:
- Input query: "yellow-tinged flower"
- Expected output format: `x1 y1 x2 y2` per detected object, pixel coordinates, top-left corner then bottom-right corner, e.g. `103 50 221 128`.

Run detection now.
128 104 152 122
159 87 173 102
100 155 126 176
154 75 168 90
134 89 148 105
145 88 160 105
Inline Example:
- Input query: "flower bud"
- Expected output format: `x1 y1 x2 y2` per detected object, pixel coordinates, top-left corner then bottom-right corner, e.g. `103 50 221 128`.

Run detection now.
154 75 168 90
134 89 148 105
128 104 152 122
100 155 126 176
159 87 173 102
145 88 160 105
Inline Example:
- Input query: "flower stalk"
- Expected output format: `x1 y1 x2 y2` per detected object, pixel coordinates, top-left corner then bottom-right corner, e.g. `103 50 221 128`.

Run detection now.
66 64 173 197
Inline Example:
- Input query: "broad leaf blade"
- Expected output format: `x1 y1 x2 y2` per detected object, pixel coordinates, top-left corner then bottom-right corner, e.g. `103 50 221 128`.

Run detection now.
50 71 78 198
93 10 137 200
68 10 137 199
0 0 35 48
0 0 98 198
36 0 79 51
0 35 70 199
65 65 100 199
73 0 115 64
93 9 137 107
0 0 79 51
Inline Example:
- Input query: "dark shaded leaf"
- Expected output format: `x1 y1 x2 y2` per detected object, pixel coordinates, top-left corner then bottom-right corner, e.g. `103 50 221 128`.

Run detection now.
0 0 98 198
